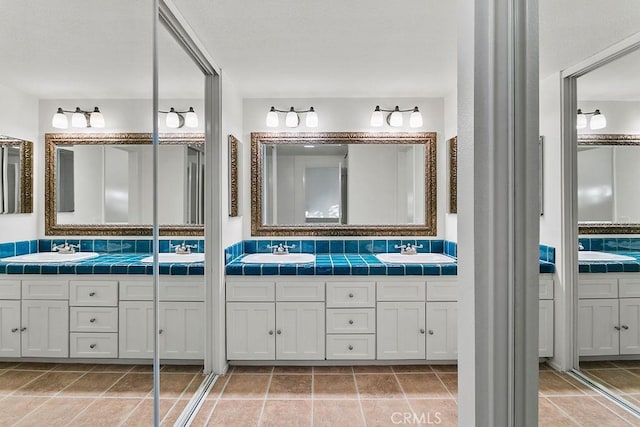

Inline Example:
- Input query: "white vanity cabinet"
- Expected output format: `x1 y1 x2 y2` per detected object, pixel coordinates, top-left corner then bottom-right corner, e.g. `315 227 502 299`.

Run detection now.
0 280 21 357
226 302 276 359
377 301 426 359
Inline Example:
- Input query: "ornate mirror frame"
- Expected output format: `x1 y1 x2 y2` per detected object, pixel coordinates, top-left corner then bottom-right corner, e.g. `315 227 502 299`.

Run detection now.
448 136 457 214
0 136 33 214
228 135 239 217
578 133 640 234
45 132 205 236
251 131 437 236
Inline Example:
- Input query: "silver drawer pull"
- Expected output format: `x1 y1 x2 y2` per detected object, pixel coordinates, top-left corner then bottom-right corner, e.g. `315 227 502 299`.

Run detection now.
90 344 97 349
428 330 434 335
348 345 353 350
11 327 19 333
622 325 630 330
89 292 96 297
348 293 354 298
268 330 274 335
420 328 426 334
90 318 97 323
615 326 621 331
348 320 354 325
20 327 27 332
277 329 282 335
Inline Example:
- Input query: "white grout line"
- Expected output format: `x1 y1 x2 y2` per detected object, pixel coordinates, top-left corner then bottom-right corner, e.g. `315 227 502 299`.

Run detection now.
310 367 315 427
433 371 457 400
351 366 367 426
391 368 420 420
256 368 274 425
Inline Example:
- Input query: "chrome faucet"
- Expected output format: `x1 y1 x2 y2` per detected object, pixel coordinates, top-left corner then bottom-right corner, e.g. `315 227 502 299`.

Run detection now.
171 241 197 254
267 243 295 255
394 243 424 255
53 243 79 254
578 241 585 251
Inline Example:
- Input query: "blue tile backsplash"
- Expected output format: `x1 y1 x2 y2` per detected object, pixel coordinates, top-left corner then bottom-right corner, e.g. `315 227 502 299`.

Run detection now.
579 237 640 252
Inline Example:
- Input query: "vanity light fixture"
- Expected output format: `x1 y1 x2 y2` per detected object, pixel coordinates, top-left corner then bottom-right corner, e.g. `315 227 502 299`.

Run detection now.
51 106 105 129
265 106 318 128
576 109 607 130
370 106 423 128
159 107 199 129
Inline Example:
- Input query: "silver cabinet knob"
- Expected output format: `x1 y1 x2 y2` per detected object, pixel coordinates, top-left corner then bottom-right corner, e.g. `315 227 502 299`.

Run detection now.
348 293 354 298
276 329 282 335
11 328 19 333
420 328 426 334
268 330 274 335
348 345 353 350
90 344 97 349
89 292 96 296
622 325 630 330
159 329 164 334
90 318 96 323
614 326 621 331
348 320 354 325
20 327 27 332
428 330 434 335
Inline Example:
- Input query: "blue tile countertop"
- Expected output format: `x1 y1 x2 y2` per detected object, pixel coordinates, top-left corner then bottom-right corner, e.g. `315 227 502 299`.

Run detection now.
579 251 640 274
0 253 204 276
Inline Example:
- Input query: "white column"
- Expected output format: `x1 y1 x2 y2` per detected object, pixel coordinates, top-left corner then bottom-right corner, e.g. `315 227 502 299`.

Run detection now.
458 0 540 425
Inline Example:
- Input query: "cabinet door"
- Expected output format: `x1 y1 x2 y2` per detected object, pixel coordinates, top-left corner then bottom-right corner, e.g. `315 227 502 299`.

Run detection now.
426 302 457 360
21 300 68 357
377 302 426 360
159 301 204 359
119 301 154 358
578 299 619 356
276 302 325 360
0 300 21 357
620 298 640 355
226 302 275 360
539 300 554 358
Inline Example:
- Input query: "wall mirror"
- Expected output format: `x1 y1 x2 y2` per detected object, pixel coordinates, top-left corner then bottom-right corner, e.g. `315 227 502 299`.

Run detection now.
0 136 32 214
448 136 457 214
251 132 437 236
228 135 239 217
45 132 204 236
578 134 640 234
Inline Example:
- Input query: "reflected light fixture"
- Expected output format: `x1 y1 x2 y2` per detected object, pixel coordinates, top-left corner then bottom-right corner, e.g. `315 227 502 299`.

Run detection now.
159 107 199 129
576 108 607 130
52 106 105 129
265 106 318 128
370 105 423 128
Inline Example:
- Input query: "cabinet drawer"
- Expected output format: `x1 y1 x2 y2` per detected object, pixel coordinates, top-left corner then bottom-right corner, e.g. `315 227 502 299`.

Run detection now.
0 280 21 299
619 278 640 298
578 278 618 299
326 334 375 360
326 309 375 334
70 281 117 306
377 281 425 301
70 307 118 332
22 280 68 300
226 281 275 302
276 281 324 302
160 280 204 302
70 333 118 358
539 278 554 300
426 281 458 301
326 282 375 307
119 280 152 301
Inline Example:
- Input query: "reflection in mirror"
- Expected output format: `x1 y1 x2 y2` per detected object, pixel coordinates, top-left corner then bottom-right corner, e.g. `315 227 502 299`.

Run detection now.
252 132 436 236
228 135 239 217
578 134 640 234
45 133 204 236
448 136 457 214
0 136 32 214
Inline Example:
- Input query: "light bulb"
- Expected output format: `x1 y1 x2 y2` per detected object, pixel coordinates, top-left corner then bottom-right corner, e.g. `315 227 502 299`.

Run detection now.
370 106 384 127
285 107 299 127
266 106 278 127
166 107 180 128
89 107 105 128
409 107 423 128
52 108 68 129
576 109 587 129
184 107 198 128
305 107 318 128
590 110 607 130
389 106 403 127
71 107 86 128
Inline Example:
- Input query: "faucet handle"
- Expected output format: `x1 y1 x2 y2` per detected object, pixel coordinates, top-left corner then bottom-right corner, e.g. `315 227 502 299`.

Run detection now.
282 244 296 249
394 244 407 250
413 244 423 249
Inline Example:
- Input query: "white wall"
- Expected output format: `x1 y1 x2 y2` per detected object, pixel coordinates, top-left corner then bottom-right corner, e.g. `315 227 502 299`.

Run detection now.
242 97 445 238
444 89 458 242
0 83 39 243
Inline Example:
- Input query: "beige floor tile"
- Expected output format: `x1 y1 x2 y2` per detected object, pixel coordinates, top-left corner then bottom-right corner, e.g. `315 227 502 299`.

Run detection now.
206 399 263 426
539 363 553 371
0 396 49 427
158 373 198 398
207 374 231 400
353 365 393 374
230 365 274 375
13 362 59 371
189 399 217 427
313 366 354 375
15 397 95 427
119 398 176 426
396 373 451 399
360 399 412 426
613 361 640 369
429 364 458 373
131 364 154 373
538 397 580 426
267 374 312 399
539 371 588 396
105 372 154 398
161 364 203 373
273 365 313 375
0 370 44 395
313 399 365 427
436 373 458 397
90 364 134 373
221 374 270 399
14 371 84 396
68 397 143 427
59 372 124 396
355 374 403 399
313 374 358 399
51 363 96 372
579 360 618 369
585 369 640 394
548 396 633 427
408 398 458 427
392 365 434 373
592 395 640 425
0 361 20 369
161 398 189 426
261 399 312 426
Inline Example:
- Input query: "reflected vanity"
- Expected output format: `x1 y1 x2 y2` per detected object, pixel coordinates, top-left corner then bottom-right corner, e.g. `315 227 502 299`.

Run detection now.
251 132 437 236
45 133 204 236
0 136 33 214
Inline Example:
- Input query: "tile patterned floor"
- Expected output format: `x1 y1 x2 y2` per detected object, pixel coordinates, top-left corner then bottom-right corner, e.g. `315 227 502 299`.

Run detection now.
0 362 203 426
190 364 640 427
581 360 640 410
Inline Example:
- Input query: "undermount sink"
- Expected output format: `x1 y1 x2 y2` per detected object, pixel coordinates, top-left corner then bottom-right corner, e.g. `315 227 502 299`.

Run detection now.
241 253 316 264
578 251 636 262
141 253 205 263
376 253 456 264
1 252 100 263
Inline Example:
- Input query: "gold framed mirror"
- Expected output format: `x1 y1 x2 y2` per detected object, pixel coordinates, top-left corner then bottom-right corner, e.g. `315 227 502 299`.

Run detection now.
0 136 33 214
251 131 437 236
228 135 239 217
448 136 457 214
45 132 204 236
